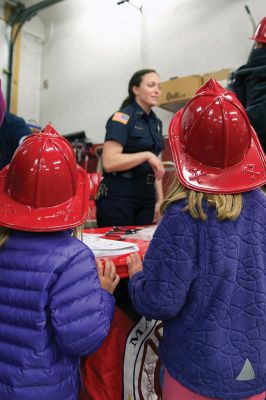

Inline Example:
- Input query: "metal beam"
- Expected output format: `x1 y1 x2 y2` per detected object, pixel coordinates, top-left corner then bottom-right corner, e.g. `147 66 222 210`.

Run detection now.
8 0 65 25
6 0 66 110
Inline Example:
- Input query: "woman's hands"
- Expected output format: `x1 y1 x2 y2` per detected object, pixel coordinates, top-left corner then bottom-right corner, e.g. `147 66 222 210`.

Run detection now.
126 252 143 279
102 141 165 181
96 258 120 294
153 179 163 223
153 201 161 223
147 153 165 180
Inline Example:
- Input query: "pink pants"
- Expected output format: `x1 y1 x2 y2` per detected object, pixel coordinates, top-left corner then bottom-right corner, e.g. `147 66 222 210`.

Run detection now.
162 369 266 400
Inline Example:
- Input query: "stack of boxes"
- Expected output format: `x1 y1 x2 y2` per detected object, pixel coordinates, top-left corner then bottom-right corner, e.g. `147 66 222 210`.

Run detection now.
158 68 232 112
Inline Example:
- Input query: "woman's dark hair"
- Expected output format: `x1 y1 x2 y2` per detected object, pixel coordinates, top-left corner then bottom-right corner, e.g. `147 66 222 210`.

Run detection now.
120 69 157 108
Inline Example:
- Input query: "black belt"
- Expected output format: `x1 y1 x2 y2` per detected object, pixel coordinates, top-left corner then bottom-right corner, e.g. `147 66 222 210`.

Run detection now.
109 171 155 184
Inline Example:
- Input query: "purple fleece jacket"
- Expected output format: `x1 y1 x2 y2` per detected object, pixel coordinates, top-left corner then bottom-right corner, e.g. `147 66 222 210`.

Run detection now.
129 189 266 399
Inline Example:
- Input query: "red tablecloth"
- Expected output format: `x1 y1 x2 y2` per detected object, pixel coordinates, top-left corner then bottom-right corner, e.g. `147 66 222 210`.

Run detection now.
80 227 162 400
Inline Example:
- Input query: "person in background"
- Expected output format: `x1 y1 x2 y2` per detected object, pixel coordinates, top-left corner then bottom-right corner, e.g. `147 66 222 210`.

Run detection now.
0 111 31 169
228 16 266 152
127 80 266 400
0 124 119 400
0 80 6 127
96 68 165 228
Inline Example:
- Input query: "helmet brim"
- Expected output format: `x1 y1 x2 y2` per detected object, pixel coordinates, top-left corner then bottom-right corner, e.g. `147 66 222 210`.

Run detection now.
0 164 89 231
169 109 266 194
250 35 266 43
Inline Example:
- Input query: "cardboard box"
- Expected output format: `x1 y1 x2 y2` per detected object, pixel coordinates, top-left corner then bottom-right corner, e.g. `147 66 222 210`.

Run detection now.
202 68 232 88
158 75 203 113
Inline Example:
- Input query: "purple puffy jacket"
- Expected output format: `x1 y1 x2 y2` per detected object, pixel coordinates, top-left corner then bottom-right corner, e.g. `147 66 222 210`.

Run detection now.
0 229 115 400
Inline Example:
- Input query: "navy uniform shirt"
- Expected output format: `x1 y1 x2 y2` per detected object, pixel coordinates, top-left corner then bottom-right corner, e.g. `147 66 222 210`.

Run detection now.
104 101 164 175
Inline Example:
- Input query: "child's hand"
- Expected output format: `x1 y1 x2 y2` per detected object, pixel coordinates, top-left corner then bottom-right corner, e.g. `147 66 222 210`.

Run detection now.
96 258 120 294
126 252 143 279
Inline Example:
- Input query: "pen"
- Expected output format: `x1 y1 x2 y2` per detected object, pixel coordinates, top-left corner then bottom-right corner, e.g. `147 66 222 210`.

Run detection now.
104 232 125 240
111 226 141 234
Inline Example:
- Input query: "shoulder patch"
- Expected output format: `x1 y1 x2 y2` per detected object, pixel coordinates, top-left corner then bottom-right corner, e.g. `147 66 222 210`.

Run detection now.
112 112 130 125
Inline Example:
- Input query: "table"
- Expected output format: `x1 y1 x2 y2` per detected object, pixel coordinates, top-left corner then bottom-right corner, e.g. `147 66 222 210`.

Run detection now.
84 226 151 278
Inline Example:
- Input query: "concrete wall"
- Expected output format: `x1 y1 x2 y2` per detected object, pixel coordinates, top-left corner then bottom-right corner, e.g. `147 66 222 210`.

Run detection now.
39 0 142 138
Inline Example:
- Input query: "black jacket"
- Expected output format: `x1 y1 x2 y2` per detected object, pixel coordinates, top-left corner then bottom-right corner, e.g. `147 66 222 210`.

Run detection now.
0 112 31 169
228 47 266 151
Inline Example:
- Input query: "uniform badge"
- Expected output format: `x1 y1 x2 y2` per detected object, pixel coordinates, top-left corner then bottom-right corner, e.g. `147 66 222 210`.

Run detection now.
112 112 130 125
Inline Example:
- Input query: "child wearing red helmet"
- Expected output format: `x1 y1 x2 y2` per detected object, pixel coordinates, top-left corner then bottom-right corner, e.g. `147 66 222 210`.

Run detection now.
127 80 266 399
0 124 119 399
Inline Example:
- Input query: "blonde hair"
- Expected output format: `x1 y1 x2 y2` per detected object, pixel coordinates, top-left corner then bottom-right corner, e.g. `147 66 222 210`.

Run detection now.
73 225 84 241
161 173 243 221
0 227 10 248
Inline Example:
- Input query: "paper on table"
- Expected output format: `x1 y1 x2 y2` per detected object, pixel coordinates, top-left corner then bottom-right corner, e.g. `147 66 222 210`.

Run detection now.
83 233 139 257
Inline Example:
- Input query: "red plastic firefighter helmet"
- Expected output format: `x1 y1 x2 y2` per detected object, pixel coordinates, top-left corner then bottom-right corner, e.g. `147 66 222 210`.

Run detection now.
251 17 266 43
0 80 6 126
0 124 89 231
168 79 266 194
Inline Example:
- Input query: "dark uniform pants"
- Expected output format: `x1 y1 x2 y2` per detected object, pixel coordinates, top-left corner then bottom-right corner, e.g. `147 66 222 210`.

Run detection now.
96 175 156 228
